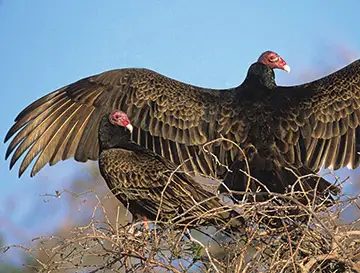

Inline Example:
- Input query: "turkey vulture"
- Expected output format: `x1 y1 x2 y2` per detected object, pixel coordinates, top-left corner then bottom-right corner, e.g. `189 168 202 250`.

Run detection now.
98 110 240 227
5 50 359 200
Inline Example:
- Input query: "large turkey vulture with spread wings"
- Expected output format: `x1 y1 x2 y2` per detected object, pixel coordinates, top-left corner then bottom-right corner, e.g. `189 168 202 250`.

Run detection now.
5 50 359 200
98 110 240 227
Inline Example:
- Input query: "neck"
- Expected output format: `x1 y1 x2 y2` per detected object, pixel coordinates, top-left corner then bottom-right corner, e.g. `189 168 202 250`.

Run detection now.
242 62 276 89
98 117 131 152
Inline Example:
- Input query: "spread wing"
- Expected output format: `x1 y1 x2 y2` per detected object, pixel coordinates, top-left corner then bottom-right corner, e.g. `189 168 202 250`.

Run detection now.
5 68 246 177
273 59 360 171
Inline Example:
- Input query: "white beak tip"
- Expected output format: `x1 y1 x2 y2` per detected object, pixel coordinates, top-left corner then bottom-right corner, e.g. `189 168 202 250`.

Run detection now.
126 124 133 133
283 64 291 73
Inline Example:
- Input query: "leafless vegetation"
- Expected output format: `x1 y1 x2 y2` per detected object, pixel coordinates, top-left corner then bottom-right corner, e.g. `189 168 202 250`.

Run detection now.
2 140 360 273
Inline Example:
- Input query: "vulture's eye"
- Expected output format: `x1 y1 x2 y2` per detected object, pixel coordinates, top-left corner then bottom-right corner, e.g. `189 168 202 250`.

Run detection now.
269 55 279 63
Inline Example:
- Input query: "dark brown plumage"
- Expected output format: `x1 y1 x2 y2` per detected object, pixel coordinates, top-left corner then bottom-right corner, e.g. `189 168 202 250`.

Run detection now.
5 51 359 200
98 110 238 227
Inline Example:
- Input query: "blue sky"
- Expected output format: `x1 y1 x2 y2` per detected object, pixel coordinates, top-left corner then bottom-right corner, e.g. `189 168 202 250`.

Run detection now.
1 0 360 264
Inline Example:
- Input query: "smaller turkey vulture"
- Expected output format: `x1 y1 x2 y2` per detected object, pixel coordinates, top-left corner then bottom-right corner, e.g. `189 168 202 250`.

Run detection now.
98 110 240 229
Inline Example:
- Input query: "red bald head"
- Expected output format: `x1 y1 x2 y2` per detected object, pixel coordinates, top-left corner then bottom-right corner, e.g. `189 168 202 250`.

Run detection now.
258 51 290 72
109 110 133 133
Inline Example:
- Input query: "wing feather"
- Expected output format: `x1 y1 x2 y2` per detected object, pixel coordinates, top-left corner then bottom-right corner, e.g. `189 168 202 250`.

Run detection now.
274 59 360 171
5 68 245 177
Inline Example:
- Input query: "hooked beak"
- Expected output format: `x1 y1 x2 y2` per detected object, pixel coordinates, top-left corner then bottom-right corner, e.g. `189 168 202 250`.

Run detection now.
126 123 133 133
283 64 291 73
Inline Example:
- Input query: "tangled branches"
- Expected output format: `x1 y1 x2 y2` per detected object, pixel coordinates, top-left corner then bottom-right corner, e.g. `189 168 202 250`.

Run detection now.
2 182 360 273
2 139 360 272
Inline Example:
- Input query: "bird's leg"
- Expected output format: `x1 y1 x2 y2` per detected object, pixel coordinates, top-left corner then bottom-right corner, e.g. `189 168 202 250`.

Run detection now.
142 215 149 230
127 219 137 234
126 215 150 234
125 218 149 238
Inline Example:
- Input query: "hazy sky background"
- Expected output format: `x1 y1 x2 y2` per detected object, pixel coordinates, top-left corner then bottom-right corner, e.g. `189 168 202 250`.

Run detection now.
1 0 360 264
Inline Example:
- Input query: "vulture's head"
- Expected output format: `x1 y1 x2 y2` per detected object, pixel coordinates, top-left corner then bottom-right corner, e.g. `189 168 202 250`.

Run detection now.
258 51 290 72
99 110 133 150
109 110 133 133
244 51 290 88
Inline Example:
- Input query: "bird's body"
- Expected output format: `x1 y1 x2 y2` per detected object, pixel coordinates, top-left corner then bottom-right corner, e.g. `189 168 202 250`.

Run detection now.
99 145 225 223
5 51 360 203
97 112 237 226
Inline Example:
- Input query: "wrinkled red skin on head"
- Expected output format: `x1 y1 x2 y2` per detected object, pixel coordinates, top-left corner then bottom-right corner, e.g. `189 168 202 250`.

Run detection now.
109 110 131 128
258 51 288 71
